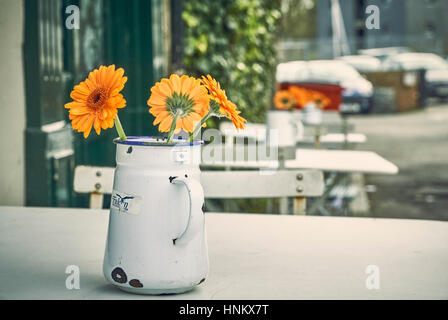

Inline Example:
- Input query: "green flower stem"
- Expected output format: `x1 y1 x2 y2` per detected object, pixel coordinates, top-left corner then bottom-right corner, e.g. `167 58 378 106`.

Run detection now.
190 111 212 142
167 112 180 143
114 116 127 141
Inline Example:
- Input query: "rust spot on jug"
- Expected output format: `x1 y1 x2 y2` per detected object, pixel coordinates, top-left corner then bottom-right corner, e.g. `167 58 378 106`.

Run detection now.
129 279 143 288
111 267 127 284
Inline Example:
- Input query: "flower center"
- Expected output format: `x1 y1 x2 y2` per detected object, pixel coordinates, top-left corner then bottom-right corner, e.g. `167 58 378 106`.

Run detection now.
165 92 194 117
87 88 108 110
282 98 290 105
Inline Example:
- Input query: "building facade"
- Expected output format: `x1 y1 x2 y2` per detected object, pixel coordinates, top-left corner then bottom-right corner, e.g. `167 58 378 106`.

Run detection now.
316 0 448 58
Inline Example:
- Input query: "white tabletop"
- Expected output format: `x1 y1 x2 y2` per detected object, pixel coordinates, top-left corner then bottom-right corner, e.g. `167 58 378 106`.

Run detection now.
285 149 399 174
1 206 447 299
314 133 366 144
201 148 398 175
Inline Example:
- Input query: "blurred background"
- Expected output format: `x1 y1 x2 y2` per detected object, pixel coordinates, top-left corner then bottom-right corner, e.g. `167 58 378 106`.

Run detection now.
0 0 447 219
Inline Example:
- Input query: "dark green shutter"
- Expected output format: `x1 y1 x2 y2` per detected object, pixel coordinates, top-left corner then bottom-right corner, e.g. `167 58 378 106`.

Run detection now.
24 0 75 207
24 0 165 207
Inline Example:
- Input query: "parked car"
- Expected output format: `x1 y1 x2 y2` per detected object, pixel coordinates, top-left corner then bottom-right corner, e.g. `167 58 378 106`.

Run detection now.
336 55 382 73
276 60 374 113
358 46 411 62
382 52 448 99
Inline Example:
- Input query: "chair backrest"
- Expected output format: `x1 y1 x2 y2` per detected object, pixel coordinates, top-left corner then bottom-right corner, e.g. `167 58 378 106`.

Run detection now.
74 165 324 210
74 166 114 209
201 169 323 198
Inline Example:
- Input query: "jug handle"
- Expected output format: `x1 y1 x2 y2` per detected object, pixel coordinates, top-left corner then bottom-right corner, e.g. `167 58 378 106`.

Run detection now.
170 177 205 245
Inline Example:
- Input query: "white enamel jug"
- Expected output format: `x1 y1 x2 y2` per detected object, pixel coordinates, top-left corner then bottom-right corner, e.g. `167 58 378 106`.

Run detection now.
103 137 209 294
266 110 303 147
301 102 323 126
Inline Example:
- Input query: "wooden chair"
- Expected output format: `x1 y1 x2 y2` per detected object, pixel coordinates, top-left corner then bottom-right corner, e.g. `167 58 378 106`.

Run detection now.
74 165 324 214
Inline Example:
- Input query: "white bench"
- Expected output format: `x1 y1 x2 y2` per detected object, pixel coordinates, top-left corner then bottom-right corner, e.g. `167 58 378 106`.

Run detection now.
74 166 324 214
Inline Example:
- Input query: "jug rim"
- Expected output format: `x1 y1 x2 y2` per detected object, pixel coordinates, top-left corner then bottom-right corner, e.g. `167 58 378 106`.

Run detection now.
113 136 204 147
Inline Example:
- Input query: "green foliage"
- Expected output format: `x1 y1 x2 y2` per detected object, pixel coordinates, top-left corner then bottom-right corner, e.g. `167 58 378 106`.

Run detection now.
183 0 282 124
277 0 316 40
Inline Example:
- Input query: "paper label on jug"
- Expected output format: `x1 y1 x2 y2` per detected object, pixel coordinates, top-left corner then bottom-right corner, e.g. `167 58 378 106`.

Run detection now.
111 190 141 215
171 147 190 164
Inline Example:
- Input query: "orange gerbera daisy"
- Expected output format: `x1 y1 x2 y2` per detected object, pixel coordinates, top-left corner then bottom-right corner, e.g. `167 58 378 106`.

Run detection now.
288 86 312 108
274 90 296 110
200 74 246 130
309 90 331 109
147 74 210 134
64 65 127 138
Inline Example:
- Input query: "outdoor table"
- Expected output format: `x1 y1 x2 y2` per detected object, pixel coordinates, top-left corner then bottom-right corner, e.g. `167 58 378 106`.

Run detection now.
1 206 447 299
284 149 398 215
201 148 398 215
201 148 398 175
285 149 398 174
220 122 365 146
